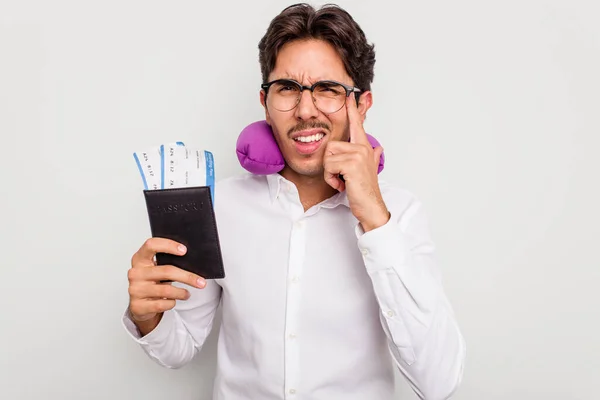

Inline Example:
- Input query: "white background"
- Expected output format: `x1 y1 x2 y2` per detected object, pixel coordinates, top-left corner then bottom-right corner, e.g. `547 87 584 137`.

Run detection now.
1 0 598 399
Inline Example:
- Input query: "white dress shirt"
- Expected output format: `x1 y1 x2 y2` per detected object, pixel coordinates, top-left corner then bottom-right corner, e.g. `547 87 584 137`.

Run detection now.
122 172 466 400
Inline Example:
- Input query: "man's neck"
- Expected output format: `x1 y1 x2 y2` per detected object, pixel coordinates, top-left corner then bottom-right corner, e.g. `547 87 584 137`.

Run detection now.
280 168 338 211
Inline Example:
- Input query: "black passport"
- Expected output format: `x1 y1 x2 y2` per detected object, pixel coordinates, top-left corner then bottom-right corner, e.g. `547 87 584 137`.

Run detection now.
143 186 225 279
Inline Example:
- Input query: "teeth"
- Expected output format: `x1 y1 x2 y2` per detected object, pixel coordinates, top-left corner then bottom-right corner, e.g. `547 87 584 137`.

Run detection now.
295 133 324 143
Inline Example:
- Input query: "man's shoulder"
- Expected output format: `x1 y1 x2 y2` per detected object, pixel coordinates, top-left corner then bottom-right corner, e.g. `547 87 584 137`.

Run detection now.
377 179 420 206
376 178 427 222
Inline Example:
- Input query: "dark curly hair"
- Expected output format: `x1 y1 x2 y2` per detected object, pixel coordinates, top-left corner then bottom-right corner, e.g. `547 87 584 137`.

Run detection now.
258 3 376 93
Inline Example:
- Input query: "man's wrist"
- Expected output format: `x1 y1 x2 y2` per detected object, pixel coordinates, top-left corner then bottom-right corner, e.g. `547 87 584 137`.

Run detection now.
130 311 163 337
361 206 390 232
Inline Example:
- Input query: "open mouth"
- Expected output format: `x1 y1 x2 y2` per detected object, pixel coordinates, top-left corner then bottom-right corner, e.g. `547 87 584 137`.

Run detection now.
293 133 325 143
292 131 326 155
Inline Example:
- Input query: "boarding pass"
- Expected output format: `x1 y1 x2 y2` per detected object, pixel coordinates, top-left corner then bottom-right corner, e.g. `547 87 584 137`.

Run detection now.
133 141 215 203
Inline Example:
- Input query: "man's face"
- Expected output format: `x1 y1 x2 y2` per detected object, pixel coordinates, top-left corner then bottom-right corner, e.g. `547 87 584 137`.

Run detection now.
260 39 371 179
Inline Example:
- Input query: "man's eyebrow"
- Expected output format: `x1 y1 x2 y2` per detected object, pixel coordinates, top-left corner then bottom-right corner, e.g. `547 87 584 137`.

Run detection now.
274 74 335 84
303 76 333 84
278 73 305 82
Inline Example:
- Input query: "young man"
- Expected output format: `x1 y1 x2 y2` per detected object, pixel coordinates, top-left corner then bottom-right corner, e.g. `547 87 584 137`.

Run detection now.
123 3 465 400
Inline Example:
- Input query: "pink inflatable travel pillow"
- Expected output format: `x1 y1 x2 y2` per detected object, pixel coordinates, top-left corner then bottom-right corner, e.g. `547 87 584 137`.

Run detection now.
236 120 385 175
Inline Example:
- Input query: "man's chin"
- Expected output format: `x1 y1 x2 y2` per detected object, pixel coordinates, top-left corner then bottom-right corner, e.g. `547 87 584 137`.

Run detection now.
283 162 324 179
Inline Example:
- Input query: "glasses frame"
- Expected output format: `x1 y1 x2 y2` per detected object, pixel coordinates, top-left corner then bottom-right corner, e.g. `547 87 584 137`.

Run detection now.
261 78 362 114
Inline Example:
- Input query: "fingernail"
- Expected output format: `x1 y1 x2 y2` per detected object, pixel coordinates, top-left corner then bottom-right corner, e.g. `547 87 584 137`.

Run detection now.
178 244 187 254
197 278 206 288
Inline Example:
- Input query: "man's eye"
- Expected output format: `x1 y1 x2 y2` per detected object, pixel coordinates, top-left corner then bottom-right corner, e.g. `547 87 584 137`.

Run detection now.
316 84 343 94
276 84 299 94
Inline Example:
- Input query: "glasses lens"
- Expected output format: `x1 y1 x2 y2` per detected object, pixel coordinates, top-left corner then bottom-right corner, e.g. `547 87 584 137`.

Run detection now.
267 80 301 111
313 82 347 114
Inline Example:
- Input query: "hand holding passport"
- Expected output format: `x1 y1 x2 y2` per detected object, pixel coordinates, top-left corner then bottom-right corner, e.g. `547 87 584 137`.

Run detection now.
128 237 206 331
128 142 225 331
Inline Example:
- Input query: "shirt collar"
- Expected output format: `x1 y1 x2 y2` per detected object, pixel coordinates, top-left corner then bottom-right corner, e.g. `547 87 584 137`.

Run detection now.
266 173 283 203
265 173 350 209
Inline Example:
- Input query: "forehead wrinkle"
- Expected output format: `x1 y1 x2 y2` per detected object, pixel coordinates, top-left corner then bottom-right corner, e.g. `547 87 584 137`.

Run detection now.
273 68 353 87
278 71 329 86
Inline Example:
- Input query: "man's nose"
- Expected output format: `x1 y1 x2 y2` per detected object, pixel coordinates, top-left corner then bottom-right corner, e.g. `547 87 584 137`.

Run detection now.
294 89 319 120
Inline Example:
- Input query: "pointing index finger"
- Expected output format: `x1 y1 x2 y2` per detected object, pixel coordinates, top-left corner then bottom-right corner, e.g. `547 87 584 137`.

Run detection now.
346 94 368 145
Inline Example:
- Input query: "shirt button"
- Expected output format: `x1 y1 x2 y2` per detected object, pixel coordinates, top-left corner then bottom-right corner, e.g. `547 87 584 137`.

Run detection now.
386 310 395 318
289 389 296 394
288 333 297 339
291 275 300 283
361 248 369 256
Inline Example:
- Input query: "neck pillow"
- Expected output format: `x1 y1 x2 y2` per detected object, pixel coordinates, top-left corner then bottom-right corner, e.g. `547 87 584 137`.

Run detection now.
236 120 385 175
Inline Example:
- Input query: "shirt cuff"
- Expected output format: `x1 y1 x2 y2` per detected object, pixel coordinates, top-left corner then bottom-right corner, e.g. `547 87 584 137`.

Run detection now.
355 214 409 273
121 306 176 346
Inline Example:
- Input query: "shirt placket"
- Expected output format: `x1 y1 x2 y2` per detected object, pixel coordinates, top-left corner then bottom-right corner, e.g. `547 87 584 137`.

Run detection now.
282 183 307 399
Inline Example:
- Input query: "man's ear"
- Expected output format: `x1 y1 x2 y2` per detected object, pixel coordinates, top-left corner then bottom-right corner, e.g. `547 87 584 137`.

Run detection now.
357 91 373 123
260 90 272 125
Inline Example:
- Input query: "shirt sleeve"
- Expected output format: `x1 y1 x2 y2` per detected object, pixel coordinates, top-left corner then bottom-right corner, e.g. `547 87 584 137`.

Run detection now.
355 197 466 400
121 279 222 369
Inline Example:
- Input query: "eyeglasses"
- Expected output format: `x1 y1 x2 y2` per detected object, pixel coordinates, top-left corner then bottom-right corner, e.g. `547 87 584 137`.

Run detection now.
261 79 361 114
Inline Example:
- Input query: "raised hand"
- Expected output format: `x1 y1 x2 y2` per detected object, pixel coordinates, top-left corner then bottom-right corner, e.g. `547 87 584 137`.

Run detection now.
323 95 390 231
